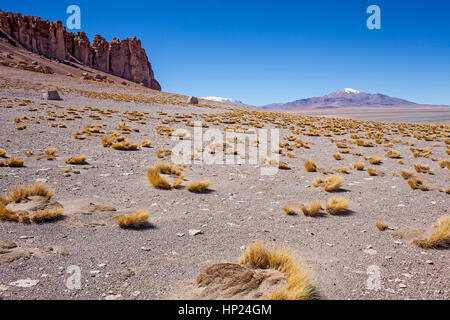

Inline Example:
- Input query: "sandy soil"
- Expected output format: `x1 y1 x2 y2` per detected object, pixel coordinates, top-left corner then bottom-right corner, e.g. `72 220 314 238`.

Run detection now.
0 66 448 300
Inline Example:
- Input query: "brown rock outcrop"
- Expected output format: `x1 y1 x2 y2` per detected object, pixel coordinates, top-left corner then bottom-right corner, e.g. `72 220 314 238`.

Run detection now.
0 10 161 90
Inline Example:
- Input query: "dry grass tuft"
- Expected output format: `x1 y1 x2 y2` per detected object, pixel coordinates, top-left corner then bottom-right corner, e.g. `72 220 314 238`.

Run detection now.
408 176 429 191
44 148 56 156
353 162 365 170
117 210 150 228
333 153 343 160
312 175 343 192
187 180 210 193
304 160 317 172
414 163 433 175
147 167 172 190
412 216 450 249
376 221 389 231
338 167 349 174
278 162 291 170
30 207 64 223
111 141 139 151
367 168 378 176
325 197 349 215
385 150 401 158
0 149 6 157
65 155 87 165
239 241 313 300
0 205 19 222
6 156 24 167
0 184 54 205
282 206 298 215
401 170 414 180
369 156 382 165
324 175 343 192
301 201 323 216
141 140 152 148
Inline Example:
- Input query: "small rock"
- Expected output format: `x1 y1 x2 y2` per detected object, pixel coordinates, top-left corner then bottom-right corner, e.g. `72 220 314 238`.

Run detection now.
141 247 151 251
188 229 202 236
426 260 433 265
399 283 407 288
176 233 185 237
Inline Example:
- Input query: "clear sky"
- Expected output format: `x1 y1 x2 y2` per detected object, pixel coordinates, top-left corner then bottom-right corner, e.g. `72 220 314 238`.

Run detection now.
2 0 450 106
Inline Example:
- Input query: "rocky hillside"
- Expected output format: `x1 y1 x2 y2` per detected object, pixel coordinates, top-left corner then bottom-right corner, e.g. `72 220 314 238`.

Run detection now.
0 10 161 90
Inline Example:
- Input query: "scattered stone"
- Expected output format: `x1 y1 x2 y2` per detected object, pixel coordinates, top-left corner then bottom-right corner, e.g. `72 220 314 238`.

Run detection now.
426 260 433 265
141 247 151 251
189 229 203 236
176 233 185 237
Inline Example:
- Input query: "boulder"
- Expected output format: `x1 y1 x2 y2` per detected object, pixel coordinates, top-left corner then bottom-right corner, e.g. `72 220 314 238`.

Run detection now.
187 96 199 104
42 90 62 100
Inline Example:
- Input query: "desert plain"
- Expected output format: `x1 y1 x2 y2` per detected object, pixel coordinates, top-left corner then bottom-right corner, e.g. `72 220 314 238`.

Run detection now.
0 65 449 300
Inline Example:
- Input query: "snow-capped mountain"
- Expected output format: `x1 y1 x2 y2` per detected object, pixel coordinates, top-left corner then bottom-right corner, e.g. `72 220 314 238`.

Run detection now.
202 96 245 105
262 88 417 110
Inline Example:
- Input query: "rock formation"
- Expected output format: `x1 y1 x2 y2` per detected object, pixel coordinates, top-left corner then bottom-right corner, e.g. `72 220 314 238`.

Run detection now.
0 10 161 90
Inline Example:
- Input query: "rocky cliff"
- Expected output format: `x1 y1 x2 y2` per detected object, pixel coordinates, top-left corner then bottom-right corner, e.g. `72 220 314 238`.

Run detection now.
0 10 161 90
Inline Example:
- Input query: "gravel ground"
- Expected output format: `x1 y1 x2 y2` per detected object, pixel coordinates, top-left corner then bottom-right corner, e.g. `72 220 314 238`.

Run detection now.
0 66 448 300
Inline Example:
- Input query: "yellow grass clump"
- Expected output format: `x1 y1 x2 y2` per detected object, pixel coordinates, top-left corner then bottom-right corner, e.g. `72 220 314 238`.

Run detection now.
187 180 210 193
0 149 6 157
65 155 87 165
408 177 429 191
323 175 342 192
141 140 152 148
412 216 450 249
147 167 172 190
338 167 349 174
301 201 323 216
325 197 349 215
438 159 450 169
0 205 19 222
304 160 317 172
333 153 343 160
111 141 139 151
278 162 291 170
376 221 389 231
239 241 313 300
6 157 24 167
0 183 54 205
353 162 365 170
282 206 298 215
30 208 64 223
369 156 382 164
414 163 433 174
367 168 378 176
401 170 414 180
385 150 401 158
44 148 56 156
117 210 150 228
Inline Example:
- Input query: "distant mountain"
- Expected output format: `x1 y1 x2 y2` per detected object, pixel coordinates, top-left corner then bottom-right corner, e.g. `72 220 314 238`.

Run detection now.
262 88 418 110
202 96 246 105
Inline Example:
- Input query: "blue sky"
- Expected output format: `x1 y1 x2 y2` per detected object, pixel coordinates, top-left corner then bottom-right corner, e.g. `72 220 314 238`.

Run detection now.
2 0 450 106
